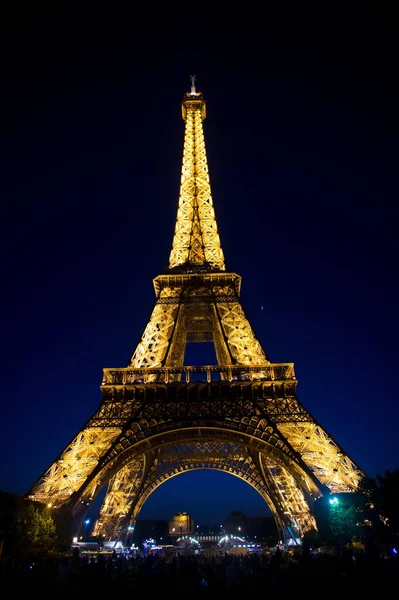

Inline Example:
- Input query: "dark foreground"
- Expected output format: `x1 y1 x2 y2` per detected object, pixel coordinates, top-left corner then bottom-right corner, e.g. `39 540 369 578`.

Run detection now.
1 550 398 597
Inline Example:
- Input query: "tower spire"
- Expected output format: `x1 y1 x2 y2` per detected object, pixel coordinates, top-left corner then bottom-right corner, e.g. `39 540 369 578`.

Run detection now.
190 74 197 95
168 78 226 273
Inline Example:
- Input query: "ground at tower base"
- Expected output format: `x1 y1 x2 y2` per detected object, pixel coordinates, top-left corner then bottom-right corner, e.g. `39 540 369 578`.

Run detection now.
1 545 398 596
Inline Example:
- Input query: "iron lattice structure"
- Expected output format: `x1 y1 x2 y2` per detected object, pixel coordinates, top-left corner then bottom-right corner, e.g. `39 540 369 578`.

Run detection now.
26 80 366 545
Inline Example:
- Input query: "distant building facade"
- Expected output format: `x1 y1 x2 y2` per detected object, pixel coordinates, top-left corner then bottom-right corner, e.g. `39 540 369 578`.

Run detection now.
132 511 278 547
168 511 194 536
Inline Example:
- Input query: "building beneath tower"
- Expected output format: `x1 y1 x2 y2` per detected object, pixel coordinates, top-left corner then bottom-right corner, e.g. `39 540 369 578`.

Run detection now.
169 511 194 537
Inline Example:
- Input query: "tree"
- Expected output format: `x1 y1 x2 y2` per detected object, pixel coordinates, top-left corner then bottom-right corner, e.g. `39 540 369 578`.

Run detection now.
328 498 359 548
14 503 57 556
0 490 57 558
313 493 364 552
375 469 399 537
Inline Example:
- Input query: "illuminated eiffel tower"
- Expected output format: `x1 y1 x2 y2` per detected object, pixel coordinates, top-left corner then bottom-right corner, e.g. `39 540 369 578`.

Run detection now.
26 77 365 545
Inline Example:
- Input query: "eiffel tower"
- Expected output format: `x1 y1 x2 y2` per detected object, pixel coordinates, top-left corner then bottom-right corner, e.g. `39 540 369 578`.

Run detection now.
26 77 366 545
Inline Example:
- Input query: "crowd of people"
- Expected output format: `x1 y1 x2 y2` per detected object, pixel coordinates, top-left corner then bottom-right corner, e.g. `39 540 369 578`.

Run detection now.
0 544 398 595
0 546 288 594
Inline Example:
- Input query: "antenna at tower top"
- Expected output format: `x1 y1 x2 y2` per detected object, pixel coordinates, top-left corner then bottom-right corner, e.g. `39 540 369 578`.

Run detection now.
190 74 196 95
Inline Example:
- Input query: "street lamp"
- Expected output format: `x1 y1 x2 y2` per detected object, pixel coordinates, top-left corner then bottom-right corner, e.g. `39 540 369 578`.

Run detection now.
84 519 90 541
127 525 134 546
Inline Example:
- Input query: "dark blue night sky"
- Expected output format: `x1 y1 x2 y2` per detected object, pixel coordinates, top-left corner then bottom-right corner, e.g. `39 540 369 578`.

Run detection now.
1 7 398 524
